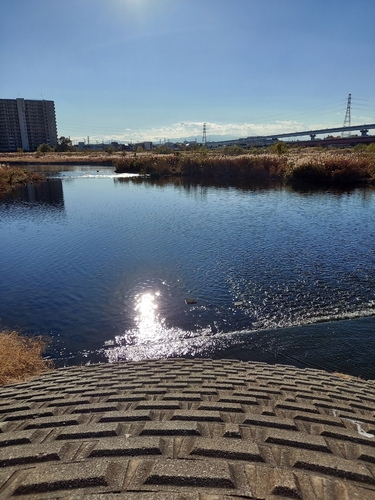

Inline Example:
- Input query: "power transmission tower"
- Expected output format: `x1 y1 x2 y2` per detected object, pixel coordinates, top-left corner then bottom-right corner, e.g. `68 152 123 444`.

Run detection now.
342 94 351 137
202 123 207 144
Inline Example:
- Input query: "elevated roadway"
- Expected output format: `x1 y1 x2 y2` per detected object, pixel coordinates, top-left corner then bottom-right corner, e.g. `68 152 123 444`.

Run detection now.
207 123 375 148
257 123 375 141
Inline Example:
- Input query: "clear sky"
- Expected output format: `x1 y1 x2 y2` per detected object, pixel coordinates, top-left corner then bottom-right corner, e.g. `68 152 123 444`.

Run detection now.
1 0 375 143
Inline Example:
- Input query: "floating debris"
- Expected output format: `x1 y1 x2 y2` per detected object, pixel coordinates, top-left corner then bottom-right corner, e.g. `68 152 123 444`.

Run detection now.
185 298 197 304
234 301 243 307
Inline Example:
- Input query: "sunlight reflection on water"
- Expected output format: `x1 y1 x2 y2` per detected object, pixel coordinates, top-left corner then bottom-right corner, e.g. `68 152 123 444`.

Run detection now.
134 292 159 340
104 290 216 362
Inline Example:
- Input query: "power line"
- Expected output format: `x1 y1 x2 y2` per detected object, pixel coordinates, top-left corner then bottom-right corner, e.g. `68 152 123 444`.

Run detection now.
352 98 375 103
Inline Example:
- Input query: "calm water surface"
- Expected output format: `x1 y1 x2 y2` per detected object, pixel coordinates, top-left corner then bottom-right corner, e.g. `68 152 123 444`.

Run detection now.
1 165 375 378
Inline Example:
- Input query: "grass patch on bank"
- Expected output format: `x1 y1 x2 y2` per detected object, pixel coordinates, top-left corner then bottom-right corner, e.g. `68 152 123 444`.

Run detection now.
285 150 375 186
114 149 375 186
114 152 286 179
0 331 53 386
0 164 45 195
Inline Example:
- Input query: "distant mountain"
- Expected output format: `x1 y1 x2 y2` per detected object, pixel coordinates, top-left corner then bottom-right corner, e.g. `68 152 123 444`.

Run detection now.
155 134 241 144
93 134 243 146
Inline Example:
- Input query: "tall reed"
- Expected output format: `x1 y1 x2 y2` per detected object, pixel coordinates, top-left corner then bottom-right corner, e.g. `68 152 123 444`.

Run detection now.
114 153 287 179
285 151 375 185
114 150 375 186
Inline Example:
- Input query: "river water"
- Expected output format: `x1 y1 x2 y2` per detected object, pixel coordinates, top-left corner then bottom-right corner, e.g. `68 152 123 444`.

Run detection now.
1 165 375 378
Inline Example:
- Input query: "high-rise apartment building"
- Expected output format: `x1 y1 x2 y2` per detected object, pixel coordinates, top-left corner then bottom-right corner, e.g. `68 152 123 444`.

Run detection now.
0 98 58 152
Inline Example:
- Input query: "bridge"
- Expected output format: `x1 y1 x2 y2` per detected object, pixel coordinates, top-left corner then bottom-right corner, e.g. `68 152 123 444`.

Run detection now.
258 123 375 141
207 123 375 147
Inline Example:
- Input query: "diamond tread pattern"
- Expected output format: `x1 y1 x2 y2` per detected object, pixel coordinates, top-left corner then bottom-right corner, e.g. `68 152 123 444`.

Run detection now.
0 359 375 499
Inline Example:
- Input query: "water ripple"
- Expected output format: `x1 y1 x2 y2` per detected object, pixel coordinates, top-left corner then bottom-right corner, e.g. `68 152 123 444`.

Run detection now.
1 171 375 376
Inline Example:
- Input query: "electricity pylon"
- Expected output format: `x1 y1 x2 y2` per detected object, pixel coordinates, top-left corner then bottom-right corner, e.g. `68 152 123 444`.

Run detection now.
342 94 351 137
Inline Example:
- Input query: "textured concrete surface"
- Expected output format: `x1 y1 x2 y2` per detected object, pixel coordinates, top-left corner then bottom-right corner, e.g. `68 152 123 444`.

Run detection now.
0 358 375 499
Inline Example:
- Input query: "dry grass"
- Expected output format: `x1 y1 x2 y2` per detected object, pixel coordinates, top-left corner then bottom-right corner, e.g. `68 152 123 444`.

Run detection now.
113 149 375 186
0 151 121 165
2 148 375 187
0 331 53 386
113 152 287 180
332 371 356 380
0 164 45 195
285 150 375 185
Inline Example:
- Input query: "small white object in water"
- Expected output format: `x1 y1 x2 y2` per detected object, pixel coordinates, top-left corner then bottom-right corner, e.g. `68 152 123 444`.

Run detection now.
104 340 115 346
234 301 243 307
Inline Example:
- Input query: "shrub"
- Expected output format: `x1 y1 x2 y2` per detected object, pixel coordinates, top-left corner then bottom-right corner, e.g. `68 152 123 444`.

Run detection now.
0 165 45 195
0 331 53 386
37 143 53 153
269 142 289 155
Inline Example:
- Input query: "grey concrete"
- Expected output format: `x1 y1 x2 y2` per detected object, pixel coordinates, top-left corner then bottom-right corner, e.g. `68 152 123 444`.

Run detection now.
0 358 375 499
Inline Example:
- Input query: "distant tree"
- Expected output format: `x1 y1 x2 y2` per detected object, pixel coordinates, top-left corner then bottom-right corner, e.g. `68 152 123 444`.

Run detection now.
136 146 144 153
37 143 53 153
56 136 73 152
269 142 288 155
249 146 261 155
107 146 115 154
17 147 24 154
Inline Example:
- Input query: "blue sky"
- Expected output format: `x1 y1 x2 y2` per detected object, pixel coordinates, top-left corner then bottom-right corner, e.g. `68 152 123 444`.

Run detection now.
1 0 374 143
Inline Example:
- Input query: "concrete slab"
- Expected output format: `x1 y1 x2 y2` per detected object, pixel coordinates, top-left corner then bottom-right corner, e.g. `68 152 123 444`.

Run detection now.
0 358 375 498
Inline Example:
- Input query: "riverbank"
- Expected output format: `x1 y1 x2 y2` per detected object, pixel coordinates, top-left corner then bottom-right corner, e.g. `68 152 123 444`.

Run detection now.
1 358 374 498
0 164 45 195
114 149 375 186
1 148 375 186
0 151 117 166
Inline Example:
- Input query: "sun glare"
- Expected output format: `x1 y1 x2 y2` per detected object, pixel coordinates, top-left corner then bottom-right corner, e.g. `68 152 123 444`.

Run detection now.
134 292 159 337
109 0 169 22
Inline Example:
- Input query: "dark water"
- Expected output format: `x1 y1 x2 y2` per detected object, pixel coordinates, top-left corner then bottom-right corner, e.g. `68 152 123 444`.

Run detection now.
1 165 375 378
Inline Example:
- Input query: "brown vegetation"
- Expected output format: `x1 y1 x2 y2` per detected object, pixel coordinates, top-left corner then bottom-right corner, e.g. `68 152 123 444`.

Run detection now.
1 146 375 187
114 148 375 186
114 152 287 180
0 164 45 195
0 151 119 166
0 331 53 386
285 150 375 186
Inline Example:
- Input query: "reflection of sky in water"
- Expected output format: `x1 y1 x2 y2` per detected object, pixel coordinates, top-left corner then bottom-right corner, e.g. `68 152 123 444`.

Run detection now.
104 291 215 362
2 170 375 377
